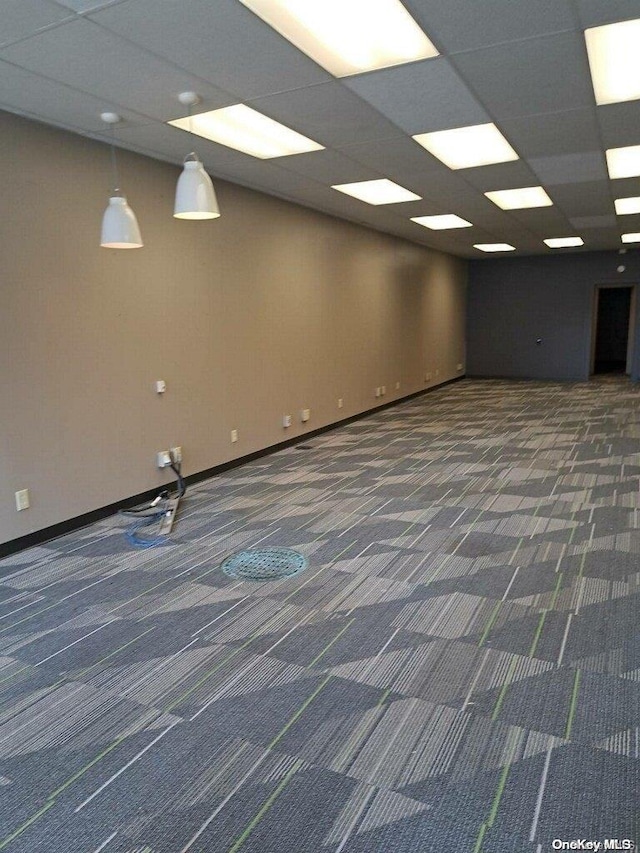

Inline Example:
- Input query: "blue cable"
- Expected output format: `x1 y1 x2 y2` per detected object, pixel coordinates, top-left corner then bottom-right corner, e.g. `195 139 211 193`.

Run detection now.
121 453 184 548
124 512 170 548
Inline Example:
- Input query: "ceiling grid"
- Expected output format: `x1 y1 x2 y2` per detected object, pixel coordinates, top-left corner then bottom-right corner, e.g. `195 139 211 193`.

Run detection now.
1 0 639 257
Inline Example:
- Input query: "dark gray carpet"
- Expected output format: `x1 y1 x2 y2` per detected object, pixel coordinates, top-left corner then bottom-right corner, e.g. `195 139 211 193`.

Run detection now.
0 378 638 852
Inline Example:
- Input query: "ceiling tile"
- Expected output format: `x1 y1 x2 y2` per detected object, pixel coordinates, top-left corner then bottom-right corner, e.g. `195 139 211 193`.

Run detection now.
510 236 556 254
570 215 618 229
304 191 416 232
342 146 494 209
55 0 121 10
248 82 401 148
56 0 123 9
418 234 482 258
451 32 594 120
274 149 380 186
0 18 235 120
406 0 577 53
574 0 640 28
547 181 614 217
609 176 640 198
214 163 389 230
406 200 461 218
598 101 640 148
91 0 331 99
615 212 640 231
344 57 489 134
461 160 541 192
504 206 574 231
0 0 74 48
499 109 601 158
337 135 442 176
215 162 335 208
488 221 544 243
0 59 150 132
431 198 518 227
392 169 485 203
529 151 608 185
569 227 624 250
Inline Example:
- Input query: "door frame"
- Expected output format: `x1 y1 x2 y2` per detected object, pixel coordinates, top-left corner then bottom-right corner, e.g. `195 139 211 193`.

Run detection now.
589 283 636 376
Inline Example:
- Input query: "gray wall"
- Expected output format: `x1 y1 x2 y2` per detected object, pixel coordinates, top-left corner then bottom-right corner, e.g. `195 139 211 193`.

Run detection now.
1 112 467 546
467 252 640 381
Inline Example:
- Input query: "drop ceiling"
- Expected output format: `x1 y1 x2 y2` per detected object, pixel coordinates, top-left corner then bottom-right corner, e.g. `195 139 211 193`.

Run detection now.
2 0 640 258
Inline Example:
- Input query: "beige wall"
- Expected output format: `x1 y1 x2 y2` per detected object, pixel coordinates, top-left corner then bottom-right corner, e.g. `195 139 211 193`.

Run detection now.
1 112 467 545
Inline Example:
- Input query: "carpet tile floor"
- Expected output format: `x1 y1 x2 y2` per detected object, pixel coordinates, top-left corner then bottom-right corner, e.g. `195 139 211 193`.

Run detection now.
0 378 638 852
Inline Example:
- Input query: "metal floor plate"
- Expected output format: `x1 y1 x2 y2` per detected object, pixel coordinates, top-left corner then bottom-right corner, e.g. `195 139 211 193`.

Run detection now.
221 547 308 581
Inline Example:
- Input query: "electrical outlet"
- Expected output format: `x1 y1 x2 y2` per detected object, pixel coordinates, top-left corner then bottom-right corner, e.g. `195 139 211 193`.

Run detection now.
155 380 166 394
283 414 292 428
338 398 343 409
435 368 440 376
170 446 182 463
157 450 171 468
425 372 432 382
15 489 30 511
381 385 386 395
301 409 311 422
395 381 400 390
375 387 381 398
457 363 464 371
230 429 238 443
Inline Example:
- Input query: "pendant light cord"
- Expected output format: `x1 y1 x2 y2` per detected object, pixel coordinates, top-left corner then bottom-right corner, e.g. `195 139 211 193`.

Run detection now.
109 123 121 195
185 96 198 163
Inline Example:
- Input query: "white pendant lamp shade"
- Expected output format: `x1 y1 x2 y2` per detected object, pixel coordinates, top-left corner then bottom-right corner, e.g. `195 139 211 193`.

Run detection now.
174 156 220 219
99 113 143 249
100 195 143 248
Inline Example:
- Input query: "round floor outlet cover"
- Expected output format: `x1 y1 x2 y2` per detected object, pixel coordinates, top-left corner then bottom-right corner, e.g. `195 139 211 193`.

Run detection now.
221 547 308 581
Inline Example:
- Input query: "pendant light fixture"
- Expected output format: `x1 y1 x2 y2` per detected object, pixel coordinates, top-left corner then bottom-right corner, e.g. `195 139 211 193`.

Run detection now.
100 112 143 249
173 92 220 220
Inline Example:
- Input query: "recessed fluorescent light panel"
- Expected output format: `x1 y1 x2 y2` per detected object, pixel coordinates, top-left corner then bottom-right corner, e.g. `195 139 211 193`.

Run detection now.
615 197 640 215
606 145 640 179
485 186 553 210
411 214 472 230
238 0 438 77
621 232 640 243
474 243 516 252
412 123 518 170
544 237 584 248
585 19 640 105
168 104 323 159
332 179 421 205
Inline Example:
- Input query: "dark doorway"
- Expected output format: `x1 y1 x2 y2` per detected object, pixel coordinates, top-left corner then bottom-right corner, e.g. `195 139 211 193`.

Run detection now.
593 287 632 374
